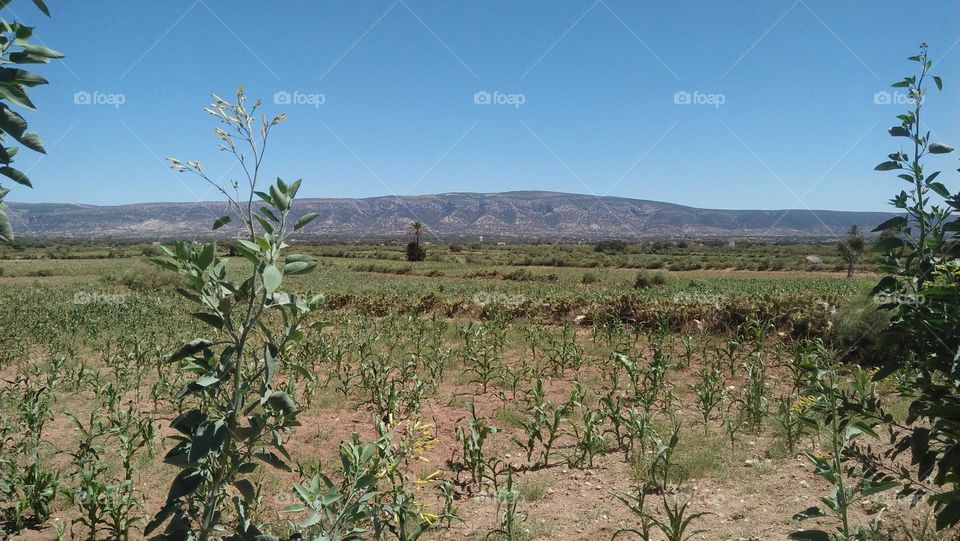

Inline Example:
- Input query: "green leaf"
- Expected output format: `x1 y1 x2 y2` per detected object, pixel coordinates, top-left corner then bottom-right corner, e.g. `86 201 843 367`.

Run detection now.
168 338 213 363
270 184 290 211
212 215 231 230
875 161 901 171
0 206 11 243
284 260 316 275
860 480 898 497
791 507 827 522
294 212 318 231
189 420 227 463
267 391 298 415
0 82 36 109
262 265 282 293
197 243 215 269
872 215 906 232
255 450 292 472
0 105 44 153
254 190 273 205
933 75 943 91
0 166 30 187
167 468 203 500
888 126 910 137
21 44 63 59
929 142 954 154
929 182 951 199
234 479 257 503
288 178 302 198
0 68 47 87
191 312 224 330
171 409 207 435
30 0 51 15
788 530 829 541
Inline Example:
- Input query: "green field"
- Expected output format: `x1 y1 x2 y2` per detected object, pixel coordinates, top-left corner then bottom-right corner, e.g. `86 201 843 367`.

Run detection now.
2 241 929 541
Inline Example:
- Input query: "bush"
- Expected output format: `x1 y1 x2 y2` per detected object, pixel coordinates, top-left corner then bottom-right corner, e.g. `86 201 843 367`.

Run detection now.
827 295 891 363
142 245 163 257
405 242 426 262
448 244 462 253
108 262 183 291
634 270 666 289
581 272 600 284
595 239 628 253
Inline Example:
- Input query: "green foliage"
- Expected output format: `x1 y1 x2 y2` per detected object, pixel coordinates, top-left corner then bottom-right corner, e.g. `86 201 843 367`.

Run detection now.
595 239 628 254
870 44 960 530
0 0 62 242
405 241 426 262
791 367 897 541
633 270 666 289
148 88 324 540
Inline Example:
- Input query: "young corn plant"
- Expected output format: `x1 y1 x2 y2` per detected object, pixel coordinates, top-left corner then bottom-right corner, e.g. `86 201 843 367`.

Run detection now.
773 394 816 455
488 469 526 541
568 407 608 468
457 403 499 492
147 87 324 540
690 365 727 433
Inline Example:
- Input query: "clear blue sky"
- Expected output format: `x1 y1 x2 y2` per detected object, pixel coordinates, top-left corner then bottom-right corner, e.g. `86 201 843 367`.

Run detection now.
8 0 960 211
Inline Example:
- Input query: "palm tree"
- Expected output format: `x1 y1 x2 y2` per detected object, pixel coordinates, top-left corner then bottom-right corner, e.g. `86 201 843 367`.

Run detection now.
408 220 426 247
406 220 428 262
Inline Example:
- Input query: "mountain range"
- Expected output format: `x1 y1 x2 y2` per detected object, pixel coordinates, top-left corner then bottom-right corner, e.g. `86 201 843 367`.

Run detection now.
5 191 897 241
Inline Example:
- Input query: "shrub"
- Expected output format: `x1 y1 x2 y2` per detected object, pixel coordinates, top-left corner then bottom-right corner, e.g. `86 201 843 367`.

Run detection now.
406 241 426 262
448 244 462 253
581 272 600 284
634 270 666 289
827 295 891 363
141 245 163 257
595 239 628 253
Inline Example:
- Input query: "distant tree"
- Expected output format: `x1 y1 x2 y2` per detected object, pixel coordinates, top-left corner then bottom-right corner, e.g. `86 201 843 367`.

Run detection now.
837 225 866 278
406 220 427 262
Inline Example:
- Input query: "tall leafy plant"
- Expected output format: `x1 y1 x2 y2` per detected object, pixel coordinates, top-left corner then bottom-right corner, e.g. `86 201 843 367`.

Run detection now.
0 0 63 242
147 87 322 540
872 43 960 529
